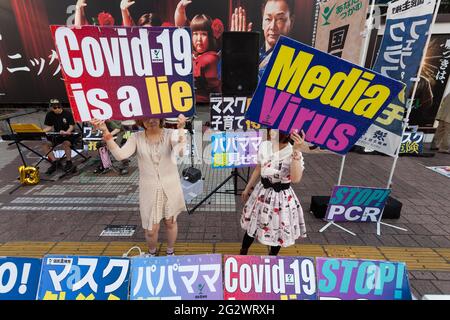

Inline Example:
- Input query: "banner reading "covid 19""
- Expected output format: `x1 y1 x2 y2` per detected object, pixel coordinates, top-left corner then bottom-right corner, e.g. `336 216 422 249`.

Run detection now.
50 26 195 122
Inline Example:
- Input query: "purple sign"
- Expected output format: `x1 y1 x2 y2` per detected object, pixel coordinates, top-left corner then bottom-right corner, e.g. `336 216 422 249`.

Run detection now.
129 254 223 300
316 258 412 300
223 255 317 300
325 185 391 222
211 131 262 168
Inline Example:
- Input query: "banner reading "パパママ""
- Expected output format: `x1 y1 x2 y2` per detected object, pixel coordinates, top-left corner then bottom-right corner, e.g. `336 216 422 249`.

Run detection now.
50 26 195 122
245 36 405 154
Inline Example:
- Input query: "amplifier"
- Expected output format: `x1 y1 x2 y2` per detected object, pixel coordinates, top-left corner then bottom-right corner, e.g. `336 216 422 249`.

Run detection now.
182 167 202 183
309 196 402 219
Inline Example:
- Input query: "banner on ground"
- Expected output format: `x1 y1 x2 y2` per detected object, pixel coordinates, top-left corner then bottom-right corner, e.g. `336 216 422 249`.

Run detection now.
315 0 369 63
50 26 195 122
399 131 424 154
316 257 412 300
223 255 317 300
210 94 260 131
409 34 450 127
244 36 404 154
129 254 223 300
357 0 436 156
0 257 42 300
211 131 262 168
325 186 391 222
426 166 450 179
37 255 130 300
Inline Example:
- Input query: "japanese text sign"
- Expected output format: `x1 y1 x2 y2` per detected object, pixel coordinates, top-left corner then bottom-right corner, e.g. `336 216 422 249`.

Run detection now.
357 0 435 156
37 255 130 300
325 186 391 222
210 94 260 131
245 36 404 154
316 258 412 300
400 131 424 154
315 0 369 63
129 254 223 300
50 26 195 122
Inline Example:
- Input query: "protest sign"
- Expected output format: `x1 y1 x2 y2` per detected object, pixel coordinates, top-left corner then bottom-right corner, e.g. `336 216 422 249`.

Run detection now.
129 254 223 300
325 186 391 222
315 0 369 63
50 26 195 122
316 257 412 300
245 36 404 154
37 255 130 300
399 131 424 154
357 0 436 156
223 255 317 300
211 131 262 168
0 257 42 300
210 94 260 131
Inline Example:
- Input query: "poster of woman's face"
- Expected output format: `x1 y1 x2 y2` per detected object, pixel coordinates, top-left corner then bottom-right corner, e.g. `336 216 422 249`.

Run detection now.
0 0 318 104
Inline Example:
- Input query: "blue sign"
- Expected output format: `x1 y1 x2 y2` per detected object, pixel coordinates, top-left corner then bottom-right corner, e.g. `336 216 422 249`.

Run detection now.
0 257 42 300
316 258 412 300
244 36 404 155
37 255 130 300
129 254 223 300
357 0 435 156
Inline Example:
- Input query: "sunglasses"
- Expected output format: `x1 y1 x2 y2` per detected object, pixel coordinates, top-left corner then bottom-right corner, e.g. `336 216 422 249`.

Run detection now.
52 105 62 109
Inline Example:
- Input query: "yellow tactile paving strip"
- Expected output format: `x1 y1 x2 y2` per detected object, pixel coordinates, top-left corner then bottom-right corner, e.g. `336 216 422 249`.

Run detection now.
0 242 449 271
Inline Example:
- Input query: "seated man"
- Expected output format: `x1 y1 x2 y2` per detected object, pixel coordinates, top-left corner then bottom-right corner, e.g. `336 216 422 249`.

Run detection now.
42 99 76 174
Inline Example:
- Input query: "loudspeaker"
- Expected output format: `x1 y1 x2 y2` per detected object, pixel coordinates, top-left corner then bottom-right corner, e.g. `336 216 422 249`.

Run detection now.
182 167 202 183
309 196 402 219
221 31 260 95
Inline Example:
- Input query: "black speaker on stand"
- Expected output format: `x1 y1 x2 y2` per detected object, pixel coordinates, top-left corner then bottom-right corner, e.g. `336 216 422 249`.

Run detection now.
221 31 260 96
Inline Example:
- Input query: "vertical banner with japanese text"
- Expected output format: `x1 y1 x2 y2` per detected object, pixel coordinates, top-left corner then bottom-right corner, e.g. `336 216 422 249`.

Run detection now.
316 258 412 300
0 257 42 300
37 255 130 300
357 0 436 156
223 255 317 300
211 131 263 168
399 131 424 154
409 34 450 127
50 26 195 122
129 254 223 300
315 0 369 63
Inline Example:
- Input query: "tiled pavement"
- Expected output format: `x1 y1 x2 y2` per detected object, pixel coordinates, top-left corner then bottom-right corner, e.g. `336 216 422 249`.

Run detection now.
1 109 450 298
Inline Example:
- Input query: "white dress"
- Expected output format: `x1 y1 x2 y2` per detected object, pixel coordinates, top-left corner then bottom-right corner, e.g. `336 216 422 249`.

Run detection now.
241 141 307 247
109 129 186 230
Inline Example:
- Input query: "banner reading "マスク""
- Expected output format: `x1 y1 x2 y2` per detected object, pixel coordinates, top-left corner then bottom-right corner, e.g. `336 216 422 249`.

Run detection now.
245 36 405 154
50 26 195 122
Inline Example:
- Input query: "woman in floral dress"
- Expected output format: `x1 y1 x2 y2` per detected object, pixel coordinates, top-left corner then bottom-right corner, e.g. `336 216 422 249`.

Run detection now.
240 130 307 255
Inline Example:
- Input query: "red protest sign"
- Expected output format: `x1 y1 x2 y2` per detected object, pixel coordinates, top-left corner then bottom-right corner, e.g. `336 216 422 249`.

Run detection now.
50 25 195 122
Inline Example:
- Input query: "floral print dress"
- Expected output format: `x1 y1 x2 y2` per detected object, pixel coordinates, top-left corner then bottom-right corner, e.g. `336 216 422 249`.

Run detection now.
241 141 307 247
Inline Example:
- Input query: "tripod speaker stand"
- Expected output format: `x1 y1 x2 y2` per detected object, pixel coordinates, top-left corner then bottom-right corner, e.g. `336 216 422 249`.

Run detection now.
188 167 248 214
